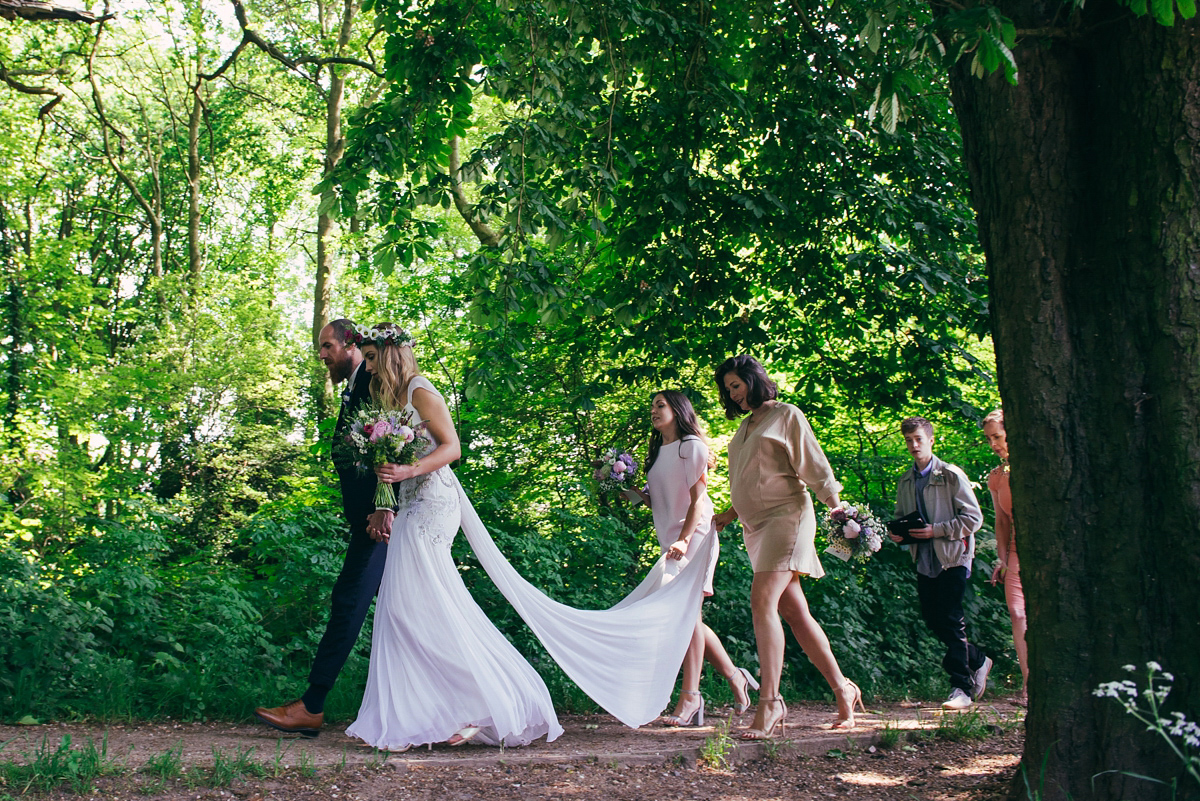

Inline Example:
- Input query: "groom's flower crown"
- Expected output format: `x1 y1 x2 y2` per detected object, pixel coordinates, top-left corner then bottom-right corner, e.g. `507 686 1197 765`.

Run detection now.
354 323 416 348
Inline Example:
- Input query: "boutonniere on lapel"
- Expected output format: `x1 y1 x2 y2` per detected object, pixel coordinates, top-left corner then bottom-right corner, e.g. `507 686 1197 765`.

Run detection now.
929 468 946 486
341 390 352 407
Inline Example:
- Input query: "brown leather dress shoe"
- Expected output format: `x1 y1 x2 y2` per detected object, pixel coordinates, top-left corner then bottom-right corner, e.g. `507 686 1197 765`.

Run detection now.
254 700 323 738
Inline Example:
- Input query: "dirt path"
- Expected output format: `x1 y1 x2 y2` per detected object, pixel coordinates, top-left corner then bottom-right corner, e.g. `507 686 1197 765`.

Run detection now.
0 698 1025 800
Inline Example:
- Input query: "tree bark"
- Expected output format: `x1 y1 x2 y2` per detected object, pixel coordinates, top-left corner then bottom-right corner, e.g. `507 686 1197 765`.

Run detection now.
187 87 202 303
948 2 1200 798
0 205 20 444
311 0 359 353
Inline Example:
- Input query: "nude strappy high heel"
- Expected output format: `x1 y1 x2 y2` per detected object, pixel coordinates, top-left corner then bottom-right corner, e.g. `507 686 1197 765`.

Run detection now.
729 667 760 714
739 696 787 740
661 690 705 727
832 679 865 729
447 725 481 746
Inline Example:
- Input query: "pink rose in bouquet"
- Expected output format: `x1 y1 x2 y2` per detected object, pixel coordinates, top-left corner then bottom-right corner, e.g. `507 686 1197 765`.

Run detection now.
591 447 639 495
336 404 433 508
369 420 394 442
822 502 883 562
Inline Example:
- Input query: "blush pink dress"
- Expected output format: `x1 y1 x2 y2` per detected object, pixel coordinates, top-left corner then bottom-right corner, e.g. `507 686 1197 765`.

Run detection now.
988 466 1025 635
646 436 719 595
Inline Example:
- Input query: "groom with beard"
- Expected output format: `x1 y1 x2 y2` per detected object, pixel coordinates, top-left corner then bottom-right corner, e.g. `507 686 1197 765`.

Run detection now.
254 318 394 737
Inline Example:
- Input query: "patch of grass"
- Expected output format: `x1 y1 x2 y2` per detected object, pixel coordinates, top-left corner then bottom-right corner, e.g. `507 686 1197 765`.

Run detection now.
935 708 993 742
877 719 903 749
296 748 317 778
269 739 290 777
699 719 734 770
762 738 788 761
0 734 123 795
209 745 265 787
140 741 183 780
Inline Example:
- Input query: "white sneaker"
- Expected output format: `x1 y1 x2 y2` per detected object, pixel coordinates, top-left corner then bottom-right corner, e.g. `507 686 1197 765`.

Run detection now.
972 656 993 700
942 688 973 710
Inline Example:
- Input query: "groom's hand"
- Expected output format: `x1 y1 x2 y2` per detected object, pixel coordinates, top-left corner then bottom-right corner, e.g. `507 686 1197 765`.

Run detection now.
367 509 395 542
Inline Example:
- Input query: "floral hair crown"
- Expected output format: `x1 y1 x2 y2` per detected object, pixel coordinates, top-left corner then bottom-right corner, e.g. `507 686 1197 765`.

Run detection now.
354 323 416 348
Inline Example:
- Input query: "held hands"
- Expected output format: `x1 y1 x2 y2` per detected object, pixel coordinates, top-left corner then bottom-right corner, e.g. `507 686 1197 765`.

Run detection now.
667 537 689 560
375 462 419 484
367 509 395 543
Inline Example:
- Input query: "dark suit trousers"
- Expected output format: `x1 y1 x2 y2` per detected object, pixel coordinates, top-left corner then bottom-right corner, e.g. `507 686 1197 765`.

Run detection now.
307 526 388 690
916 566 985 695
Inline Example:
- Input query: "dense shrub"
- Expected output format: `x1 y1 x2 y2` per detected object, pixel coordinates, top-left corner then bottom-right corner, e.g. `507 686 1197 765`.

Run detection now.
0 418 1015 723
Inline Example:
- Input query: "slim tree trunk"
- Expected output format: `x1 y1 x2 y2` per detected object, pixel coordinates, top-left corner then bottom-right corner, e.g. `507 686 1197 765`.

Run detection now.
187 87 203 303
0 205 19 445
311 0 359 353
947 2 1200 798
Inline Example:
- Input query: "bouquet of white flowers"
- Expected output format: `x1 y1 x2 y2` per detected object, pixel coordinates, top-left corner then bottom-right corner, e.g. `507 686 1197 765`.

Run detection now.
822 503 884 563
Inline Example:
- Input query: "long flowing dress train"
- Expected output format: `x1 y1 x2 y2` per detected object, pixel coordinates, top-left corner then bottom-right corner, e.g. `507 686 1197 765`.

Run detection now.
346 377 713 750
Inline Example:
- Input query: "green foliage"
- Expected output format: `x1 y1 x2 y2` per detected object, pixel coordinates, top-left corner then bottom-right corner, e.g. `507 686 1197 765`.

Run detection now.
698 719 734 770
878 719 903 749
935 707 994 741
334 0 990 414
0 734 122 796
208 746 266 787
1125 0 1197 25
140 742 184 781
0 0 1017 728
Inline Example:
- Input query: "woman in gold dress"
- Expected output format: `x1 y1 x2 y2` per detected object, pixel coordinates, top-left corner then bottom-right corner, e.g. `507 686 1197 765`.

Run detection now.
713 355 863 738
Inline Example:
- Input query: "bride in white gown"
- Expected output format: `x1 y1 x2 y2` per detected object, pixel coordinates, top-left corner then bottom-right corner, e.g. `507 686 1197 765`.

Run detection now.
344 324 714 751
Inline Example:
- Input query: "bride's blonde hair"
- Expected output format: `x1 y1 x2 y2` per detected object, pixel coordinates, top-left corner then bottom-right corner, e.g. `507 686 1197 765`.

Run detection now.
362 323 421 409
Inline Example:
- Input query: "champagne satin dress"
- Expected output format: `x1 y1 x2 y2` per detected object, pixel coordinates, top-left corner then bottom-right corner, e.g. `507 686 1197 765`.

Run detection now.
727 403 842 577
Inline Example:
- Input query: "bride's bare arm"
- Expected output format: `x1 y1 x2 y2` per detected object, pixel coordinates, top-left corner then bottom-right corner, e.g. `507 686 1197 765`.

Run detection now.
374 387 462 483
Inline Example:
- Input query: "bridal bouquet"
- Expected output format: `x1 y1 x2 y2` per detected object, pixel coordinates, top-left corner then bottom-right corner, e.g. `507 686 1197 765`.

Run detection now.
336 404 432 508
822 503 884 563
592 447 639 494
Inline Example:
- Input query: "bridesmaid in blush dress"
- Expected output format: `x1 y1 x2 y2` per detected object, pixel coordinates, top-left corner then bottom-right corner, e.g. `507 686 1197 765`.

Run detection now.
712 355 863 739
627 391 759 727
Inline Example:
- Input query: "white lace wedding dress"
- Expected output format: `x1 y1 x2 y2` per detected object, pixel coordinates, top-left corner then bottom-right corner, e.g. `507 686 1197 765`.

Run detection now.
345 377 713 750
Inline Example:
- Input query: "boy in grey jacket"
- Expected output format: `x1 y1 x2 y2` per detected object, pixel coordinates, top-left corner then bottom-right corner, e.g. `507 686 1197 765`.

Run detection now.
890 417 990 710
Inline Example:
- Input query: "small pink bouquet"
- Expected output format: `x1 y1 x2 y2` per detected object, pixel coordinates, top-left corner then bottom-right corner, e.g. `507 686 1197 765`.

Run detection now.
592 447 639 495
822 503 884 562
336 404 432 508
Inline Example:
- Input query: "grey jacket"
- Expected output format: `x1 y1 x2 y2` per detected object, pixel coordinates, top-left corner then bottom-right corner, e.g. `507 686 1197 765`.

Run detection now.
894 455 983 569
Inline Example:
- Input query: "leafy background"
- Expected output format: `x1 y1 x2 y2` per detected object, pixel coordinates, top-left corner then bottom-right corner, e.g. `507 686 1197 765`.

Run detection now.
1 0 1012 724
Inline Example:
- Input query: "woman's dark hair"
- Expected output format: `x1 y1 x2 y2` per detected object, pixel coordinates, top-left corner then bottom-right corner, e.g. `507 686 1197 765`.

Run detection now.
714 355 778 419
646 390 705 473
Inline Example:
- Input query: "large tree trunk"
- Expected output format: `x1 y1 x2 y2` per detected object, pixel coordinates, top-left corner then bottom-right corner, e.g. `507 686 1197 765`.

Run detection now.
948 2 1200 799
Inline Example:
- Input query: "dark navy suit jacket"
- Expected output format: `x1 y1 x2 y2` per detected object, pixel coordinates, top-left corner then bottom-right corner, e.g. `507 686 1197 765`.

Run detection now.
334 361 378 535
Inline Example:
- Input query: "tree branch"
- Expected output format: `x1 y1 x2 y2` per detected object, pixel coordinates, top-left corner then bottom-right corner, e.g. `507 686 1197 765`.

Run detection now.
0 0 113 23
0 62 64 116
223 0 382 78
449 135 501 248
